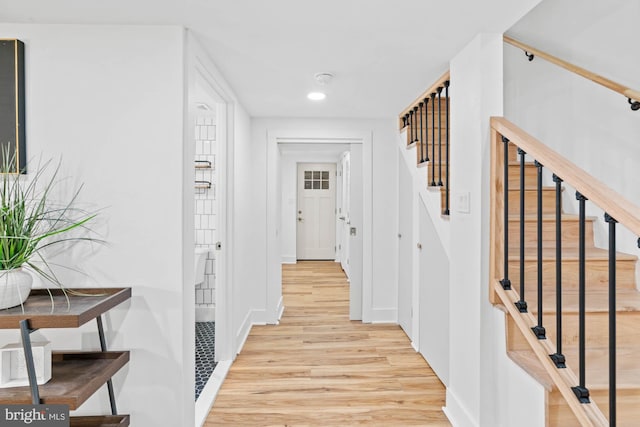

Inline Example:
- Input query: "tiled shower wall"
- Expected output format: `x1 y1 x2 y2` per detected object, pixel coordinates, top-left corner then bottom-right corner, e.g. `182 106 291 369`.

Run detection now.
195 116 217 317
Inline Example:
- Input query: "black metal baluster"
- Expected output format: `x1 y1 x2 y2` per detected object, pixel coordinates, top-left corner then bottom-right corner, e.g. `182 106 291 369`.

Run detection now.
409 110 414 145
437 86 443 186
532 161 546 339
419 102 425 163
605 213 617 426
430 92 436 186
97 316 118 415
423 98 430 161
572 191 590 403
550 174 566 368
444 81 450 215
515 148 527 312
413 106 419 143
500 135 511 290
402 114 408 129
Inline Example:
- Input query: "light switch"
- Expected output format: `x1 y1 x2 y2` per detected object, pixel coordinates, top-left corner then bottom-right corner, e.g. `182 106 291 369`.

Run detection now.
455 191 470 214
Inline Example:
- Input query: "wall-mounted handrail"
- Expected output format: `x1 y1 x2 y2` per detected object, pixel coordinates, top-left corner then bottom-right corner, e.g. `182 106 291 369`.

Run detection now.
504 35 640 110
492 117 640 236
398 70 450 127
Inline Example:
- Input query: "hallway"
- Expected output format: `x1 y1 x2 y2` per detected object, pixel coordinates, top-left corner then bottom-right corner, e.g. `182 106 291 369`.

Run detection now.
207 261 450 426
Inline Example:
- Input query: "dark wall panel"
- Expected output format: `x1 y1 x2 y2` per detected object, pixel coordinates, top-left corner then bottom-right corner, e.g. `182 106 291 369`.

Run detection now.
0 39 26 173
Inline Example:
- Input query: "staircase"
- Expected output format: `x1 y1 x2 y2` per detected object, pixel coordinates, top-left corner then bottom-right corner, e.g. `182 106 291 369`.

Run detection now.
401 73 450 216
491 118 640 426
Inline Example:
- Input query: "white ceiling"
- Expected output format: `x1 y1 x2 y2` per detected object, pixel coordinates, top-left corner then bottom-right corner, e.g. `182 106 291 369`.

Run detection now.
0 0 541 118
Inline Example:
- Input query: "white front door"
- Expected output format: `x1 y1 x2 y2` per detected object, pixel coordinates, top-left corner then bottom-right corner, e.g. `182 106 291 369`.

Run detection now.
297 163 337 260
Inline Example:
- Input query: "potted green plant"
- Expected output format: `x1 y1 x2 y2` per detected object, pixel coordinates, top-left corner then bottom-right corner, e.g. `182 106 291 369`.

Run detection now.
0 150 99 310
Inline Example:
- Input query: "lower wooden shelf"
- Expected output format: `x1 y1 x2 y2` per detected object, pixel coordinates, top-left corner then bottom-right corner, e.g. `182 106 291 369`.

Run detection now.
0 351 129 409
70 415 130 427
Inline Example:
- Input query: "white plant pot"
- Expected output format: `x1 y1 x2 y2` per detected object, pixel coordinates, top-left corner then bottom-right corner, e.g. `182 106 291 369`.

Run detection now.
0 268 33 310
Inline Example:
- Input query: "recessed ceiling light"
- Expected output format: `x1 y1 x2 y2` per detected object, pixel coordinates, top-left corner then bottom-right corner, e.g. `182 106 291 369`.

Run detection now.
307 92 326 101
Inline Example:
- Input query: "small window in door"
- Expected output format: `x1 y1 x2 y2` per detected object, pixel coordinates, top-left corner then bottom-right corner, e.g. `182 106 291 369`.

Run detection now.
304 170 330 190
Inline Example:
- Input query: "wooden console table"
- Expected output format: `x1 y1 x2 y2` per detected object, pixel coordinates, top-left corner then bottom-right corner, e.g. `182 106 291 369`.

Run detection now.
0 288 131 427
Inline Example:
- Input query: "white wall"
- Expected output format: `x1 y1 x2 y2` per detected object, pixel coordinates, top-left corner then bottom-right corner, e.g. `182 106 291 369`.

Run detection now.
443 33 544 427
0 24 192 426
504 0 640 265
256 117 398 323
231 104 258 343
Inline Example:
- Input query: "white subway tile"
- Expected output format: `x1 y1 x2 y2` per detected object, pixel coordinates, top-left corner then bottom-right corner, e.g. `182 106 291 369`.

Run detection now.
208 126 216 140
203 289 212 304
196 117 205 126
205 117 213 126
205 259 213 275
204 200 212 215
196 289 204 304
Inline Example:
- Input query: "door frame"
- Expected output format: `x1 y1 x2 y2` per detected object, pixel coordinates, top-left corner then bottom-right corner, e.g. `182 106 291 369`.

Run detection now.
186 31 234 427
267 129 372 321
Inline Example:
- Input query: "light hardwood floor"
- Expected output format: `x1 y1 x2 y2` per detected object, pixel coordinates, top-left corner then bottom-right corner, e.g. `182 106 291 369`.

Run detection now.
206 261 450 426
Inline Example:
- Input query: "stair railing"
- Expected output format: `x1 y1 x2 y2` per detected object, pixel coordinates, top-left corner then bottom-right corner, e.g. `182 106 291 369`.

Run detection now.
504 35 640 111
490 117 640 426
399 70 451 215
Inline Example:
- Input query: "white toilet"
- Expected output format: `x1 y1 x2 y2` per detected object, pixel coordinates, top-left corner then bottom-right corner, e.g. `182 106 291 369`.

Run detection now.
194 247 210 286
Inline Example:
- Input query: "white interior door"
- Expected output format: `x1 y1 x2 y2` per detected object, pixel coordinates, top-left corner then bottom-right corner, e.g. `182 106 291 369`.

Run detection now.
339 153 351 276
297 163 337 260
397 155 413 337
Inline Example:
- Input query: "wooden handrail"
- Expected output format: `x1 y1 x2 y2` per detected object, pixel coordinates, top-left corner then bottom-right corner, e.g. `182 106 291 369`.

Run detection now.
398 70 450 128
491 116 640 236
504 35 640 107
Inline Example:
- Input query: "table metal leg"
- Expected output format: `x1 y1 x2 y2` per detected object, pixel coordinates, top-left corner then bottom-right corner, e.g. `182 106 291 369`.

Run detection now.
96 315 118 415
19 319 40 405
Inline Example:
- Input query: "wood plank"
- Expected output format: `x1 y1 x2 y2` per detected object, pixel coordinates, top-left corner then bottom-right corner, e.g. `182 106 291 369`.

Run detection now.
207 261 450 426
70 415 130 427
0 288 131 329
0 351 129 409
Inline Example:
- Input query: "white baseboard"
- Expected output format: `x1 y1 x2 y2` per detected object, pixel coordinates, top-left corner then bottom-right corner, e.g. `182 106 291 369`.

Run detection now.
195 306 216 322
195 360 232 427
276 297 284 323
443 388 477 427
369 307 398 324
281 256 297 264
235 311 253 355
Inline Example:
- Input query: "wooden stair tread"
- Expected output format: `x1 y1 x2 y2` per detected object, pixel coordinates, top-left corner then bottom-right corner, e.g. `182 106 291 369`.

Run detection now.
508 186 557 192
507 213 595 222
526 289 640 314
563 346 640 389
507 349 554 390
508 161 537 166
507 246 637 261
417 160 449 167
